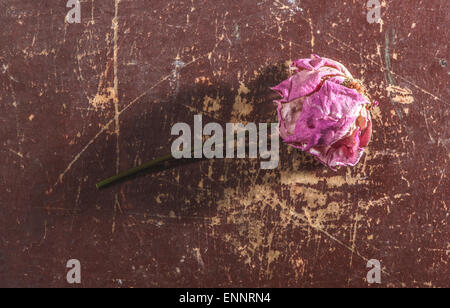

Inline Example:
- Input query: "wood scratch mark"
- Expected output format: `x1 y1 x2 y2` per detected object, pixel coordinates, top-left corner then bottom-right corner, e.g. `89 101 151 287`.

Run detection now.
112 193 122 234
349 216 359 269
384 30 404 120
113 0 121 234
384 31 395 86
39 220 48 245
90 0 95 25
75 45 85 81
307 15 314 53
422 110 436 144
113 0 121 175
51 122 112 191
70 181 83 232
432 167 446 194
8 148 24 159
193 248 206 270
347 217 359 286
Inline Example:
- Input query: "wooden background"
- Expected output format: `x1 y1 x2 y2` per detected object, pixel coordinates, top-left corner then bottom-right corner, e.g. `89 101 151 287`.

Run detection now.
0 0 448 287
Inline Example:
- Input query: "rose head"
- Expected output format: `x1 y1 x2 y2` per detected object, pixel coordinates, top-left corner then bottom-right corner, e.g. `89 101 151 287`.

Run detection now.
272 54 377 170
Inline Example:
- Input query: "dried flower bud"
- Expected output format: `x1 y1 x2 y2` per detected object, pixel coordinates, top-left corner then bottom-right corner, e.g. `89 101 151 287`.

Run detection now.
272 54 377 170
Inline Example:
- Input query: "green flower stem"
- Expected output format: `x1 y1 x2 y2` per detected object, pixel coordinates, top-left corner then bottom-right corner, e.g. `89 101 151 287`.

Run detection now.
96 143 207 190
96 128 274 190
96 152 175 190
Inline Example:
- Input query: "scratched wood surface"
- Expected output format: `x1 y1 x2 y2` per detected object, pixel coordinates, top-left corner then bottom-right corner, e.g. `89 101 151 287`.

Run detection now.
0 0 448 287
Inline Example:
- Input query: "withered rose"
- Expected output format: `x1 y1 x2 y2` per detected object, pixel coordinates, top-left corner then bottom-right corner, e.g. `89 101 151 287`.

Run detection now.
272 54 377 170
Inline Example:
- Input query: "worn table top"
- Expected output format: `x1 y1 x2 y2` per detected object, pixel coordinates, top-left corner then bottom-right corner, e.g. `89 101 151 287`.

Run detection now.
0 0 448 287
